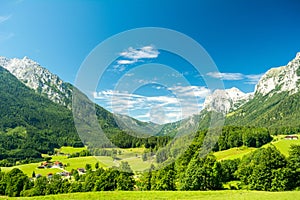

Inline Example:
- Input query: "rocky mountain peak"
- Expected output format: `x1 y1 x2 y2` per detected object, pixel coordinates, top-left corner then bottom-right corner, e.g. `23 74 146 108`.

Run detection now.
203 87 253 114
255 52 300 96
0 56 72 108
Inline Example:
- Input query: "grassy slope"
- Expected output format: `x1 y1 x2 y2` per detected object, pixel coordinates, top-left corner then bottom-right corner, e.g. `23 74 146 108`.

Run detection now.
58 146 87 154
1 147 101 176
3 134 300 176
0 147 153 176
1 156 103 176
214 147 256 161
3 191 300 200
214 134 300 160
270 135 300 156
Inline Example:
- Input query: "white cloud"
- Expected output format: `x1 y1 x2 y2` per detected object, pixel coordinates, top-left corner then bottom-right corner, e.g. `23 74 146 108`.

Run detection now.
244 74 264 85
120 46 159 60
169 86 211 98
0 15 11 24
124 73 134 77
207 72 244 80
207 71 263 85
116 45 159 66
112 65 126 72
94 85 210 123
117 60 135 65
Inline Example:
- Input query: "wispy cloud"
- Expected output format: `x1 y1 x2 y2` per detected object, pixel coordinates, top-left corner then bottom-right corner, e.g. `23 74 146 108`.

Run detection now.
168 86 211 98
0 15 13 42
111 65 126 72
117 45 159 66
124 73 134 77
244 74 264 84
120 46 159 60
0 15 11 24
207 71 263 85
207 72 244 80
94 86 210 123
0 32 14 42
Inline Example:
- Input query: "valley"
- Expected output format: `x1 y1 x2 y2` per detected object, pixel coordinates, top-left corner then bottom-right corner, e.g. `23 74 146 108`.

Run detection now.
1 1 300 199
1 41 300 199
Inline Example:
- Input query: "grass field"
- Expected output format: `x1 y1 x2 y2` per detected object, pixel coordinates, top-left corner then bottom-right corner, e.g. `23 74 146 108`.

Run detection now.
57 146 87 154
3 135 300 177
1 163 63 177
0 147 152 176
99 147 154 172
214 134 300 161
3 191 300 200
1 156 103 176
214 147 256 161
271 135 300 156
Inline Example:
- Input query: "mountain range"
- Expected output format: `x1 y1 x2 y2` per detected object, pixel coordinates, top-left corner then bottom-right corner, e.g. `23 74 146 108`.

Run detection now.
0 52 300 154
157 52 300 135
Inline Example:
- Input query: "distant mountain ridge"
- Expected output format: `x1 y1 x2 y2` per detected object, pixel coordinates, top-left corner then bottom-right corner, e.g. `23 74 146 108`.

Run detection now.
203 87 253 114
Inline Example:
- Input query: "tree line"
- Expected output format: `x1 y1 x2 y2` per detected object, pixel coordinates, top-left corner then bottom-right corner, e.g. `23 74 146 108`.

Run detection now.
138 137 300 191
0 163 135 197
1 132 300 197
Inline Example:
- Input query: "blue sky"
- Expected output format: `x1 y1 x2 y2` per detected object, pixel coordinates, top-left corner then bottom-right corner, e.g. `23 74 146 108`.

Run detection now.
1 0 300 123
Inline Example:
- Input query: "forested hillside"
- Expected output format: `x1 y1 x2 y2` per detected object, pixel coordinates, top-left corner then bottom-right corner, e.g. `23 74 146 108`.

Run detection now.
0 66 171 166
226 92 300 134
0 66 83 165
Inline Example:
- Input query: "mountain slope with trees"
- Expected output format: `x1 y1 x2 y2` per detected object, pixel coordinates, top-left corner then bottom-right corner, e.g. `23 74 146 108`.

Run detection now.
0 66 83 165
0 65 171 165
226 53 300 134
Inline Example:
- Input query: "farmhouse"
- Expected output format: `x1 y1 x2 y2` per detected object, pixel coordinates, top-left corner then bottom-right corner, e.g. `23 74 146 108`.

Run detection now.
47 172 53 179
57 171 70 177
37 161 64 169
53 161 63 168
285 135 298 140
36 174 42 178
38 162 50 169
77 168 86 174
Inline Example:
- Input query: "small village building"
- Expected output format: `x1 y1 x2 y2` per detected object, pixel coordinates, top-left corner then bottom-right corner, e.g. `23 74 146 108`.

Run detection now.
285 135 298 140
47 172 53 179
53 161 63 168
36 174 42 178
77 168 86 173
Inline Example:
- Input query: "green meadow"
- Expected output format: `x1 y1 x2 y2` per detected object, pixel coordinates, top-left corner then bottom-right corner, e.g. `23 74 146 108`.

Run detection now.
214 147 256 160
2 134 300 177
0 147 153 176
3 191 300 200
214 134 300 161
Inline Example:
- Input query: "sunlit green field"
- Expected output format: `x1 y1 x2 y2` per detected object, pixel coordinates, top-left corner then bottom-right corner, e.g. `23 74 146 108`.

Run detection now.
3 135 300 177
57 146 87 154
214 135 300 161
271 135 300 156
1 156 103 176
0 147 153 176
3 191 300 200
214 147 256 161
